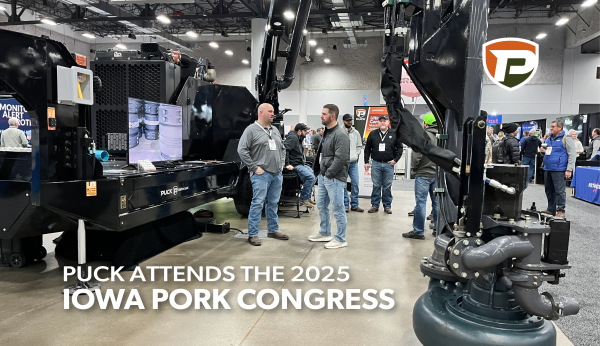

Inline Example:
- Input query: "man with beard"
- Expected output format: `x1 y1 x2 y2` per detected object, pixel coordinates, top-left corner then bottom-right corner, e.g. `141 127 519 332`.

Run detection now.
285 123 317 208
342 114 364 212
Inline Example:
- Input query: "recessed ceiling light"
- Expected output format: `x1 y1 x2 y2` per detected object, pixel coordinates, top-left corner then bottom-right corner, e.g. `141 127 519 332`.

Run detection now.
82 32 95 39
536 33 547 39
242 59 249 64
308 39 316 46
303 29 308 35
116 43 127 49
274 21 282 26
284 11 295 20
555 17 569 26
209 41 219 48
41 18 57 25
186 31 198 38
324 58 330 64
156 14 171 24
225 50 233 55
316 48 324 54
582 0 597 7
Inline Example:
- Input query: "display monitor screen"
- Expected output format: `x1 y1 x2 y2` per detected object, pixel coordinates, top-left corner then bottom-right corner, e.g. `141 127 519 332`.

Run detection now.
128 97 183 164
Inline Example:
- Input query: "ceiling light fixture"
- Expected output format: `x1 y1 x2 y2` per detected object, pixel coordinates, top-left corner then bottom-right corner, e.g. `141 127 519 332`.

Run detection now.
284 11 295 20
225 50 233 56
209 41 219 48
82 32 96 39
324 58 330 64
116 43 127 49
0 5 7 11
274 21 282 26
156 14 171 24
582 0 598 7
303 29 308 35
242 59 249 64
316 48 324 54
308 39 316 46
186 31 198 38
555 17 569 26
536 33 547 39
41 18 57 25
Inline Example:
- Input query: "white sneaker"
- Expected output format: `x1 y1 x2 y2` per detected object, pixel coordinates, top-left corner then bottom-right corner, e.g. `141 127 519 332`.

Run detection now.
324 240 347 249
308 233 332 242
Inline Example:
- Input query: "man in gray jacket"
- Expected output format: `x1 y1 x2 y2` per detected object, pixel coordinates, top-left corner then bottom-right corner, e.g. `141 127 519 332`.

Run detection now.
403 113 438 240
342 113 364 212
237 103 289 246
0 117 29 148
309 104 350 249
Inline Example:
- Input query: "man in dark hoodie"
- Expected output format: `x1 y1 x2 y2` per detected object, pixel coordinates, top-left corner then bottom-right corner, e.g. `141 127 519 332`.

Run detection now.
285 123 316 208
502 123 521 165
403 113 439 240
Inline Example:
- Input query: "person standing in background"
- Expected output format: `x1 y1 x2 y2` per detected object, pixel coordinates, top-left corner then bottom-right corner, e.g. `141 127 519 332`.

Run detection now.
521 130 542 186
312 128 323 153
569 130 583 155
342 113 364 213
502 123 521 165
0 117 28 148
589 128 600 159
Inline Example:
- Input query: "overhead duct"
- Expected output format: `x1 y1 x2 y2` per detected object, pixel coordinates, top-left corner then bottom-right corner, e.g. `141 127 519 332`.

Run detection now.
329 0 366 48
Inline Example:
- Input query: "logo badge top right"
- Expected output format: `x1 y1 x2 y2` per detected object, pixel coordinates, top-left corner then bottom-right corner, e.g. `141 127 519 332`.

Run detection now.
483 38 539 91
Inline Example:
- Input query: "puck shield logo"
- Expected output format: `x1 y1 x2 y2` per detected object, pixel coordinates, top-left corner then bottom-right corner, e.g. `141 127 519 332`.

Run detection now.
483 38 539 91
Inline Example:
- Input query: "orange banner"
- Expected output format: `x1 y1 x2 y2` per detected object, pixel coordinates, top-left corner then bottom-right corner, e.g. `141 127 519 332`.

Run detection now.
363 107 388 139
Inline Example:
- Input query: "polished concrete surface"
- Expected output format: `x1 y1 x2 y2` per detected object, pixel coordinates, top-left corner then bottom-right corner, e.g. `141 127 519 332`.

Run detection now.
0 191 574 346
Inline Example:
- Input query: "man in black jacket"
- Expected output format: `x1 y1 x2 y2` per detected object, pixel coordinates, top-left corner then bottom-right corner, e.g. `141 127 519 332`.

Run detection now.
521 130 542 186
309 104 350 249
285 123 316 208
312 128 323 152
364 114 402 214
502 123 521 165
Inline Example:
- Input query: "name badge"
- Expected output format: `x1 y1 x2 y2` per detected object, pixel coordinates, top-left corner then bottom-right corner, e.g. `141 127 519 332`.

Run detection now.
379 143 386 152
545 147 552 156
269 139 277 150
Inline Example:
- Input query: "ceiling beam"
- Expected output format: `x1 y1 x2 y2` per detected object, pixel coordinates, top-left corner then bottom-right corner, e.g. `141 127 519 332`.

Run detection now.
236 0 263 17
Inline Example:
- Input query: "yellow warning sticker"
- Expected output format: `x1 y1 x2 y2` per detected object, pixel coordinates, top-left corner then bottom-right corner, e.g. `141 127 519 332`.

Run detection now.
121 195 127 209
86 181 97 197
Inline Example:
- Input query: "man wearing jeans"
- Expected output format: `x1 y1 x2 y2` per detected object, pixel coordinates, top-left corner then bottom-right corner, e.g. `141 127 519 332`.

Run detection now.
309 104 350 249
540 120 577 219
342 113 364 213
403 113 438 240
364 114 402 214
284 123 316 208
521 131 542 186
237 103 289 246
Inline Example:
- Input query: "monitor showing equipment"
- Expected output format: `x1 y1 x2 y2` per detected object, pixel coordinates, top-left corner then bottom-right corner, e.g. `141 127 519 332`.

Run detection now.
128 97 183 164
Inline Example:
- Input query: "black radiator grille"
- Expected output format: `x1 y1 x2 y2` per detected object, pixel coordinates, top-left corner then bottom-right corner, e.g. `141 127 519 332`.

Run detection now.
128 64 161 102
95 109 127 150
93 63 127 106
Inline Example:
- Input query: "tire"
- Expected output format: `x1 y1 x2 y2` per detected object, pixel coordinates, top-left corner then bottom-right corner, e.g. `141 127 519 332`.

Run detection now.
9 253 26 268
233 172 253 216
38 246 47 260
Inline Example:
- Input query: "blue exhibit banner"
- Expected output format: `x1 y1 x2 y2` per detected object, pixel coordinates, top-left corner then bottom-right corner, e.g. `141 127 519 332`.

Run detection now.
572 166 600 205
0 98 32 140
522 121 539 133
487 114 502 125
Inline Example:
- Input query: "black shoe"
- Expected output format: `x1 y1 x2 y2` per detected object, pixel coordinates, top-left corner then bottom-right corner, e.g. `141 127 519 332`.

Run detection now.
426 213 433 220
408 210 415 216
402 231 425 240
431 231 437 236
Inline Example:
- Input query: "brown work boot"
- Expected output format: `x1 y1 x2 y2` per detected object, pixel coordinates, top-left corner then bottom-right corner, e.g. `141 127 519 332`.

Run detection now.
267 232 289 240
555 211 565 218
384 208 392 214
351 207 364 212
248 236 261 246
300 200 314 208
368 208 378 213
541 210 555 215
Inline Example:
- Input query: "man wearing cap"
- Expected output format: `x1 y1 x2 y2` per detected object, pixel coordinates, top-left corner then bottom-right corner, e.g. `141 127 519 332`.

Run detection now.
403 113 439 240
364 114 402 214
342 113 364 213
502 123 521 165
285 123 317 208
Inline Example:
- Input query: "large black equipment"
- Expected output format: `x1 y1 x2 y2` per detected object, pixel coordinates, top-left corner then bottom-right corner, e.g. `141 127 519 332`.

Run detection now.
380 1 579 345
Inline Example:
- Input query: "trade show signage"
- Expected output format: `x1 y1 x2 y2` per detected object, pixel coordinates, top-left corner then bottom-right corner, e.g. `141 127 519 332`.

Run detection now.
0 98 31 139
353 106 389 197
482 38 539 91
522 121 539 133
487 114 502 125
401 59 421 98
573 167 600 205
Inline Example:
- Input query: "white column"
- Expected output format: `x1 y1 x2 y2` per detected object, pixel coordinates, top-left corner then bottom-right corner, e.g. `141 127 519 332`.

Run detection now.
299 90 308 124
559 48 575 115
251 18 268 99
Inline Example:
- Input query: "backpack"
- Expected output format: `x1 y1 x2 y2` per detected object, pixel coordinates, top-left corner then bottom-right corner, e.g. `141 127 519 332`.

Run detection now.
492 138 506 163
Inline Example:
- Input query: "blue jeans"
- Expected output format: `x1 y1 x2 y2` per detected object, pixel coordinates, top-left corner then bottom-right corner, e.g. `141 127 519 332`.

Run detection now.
292 164 316 201
413 176 438 235
344 161 360 209
248 171 283 237
544 171 566 214
317 175 347 242
522 156 536 187
370 160 394 209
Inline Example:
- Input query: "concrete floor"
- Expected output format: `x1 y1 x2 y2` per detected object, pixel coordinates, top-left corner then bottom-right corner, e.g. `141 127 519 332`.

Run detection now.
0 191 574 346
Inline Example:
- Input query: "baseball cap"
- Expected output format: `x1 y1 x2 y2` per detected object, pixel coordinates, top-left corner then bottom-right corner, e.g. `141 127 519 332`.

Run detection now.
342 114 352 121
378 114 388 121
294 123 309 131
420 112 437 126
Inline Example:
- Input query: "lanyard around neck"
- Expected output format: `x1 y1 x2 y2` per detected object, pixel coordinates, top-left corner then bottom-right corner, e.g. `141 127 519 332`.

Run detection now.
379 129 388 141
255 122 272 139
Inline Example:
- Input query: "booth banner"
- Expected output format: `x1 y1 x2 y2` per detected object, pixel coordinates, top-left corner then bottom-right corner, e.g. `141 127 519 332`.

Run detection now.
401 59 421 98
0 98 31 140
572 166 600 205
522 121 539 133
487 114 502 125
353 106 389 197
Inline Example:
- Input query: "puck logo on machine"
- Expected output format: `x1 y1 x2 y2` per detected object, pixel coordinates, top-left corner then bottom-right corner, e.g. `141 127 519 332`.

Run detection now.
482 38 539 91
